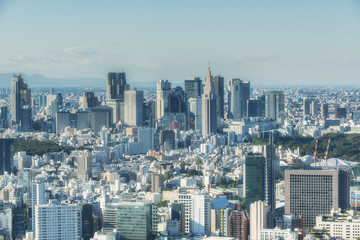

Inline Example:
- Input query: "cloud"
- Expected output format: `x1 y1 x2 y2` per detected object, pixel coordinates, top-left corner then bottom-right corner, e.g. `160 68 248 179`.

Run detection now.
64 46 96 55
137 62 165 68
102 42 114 47
237 53 275 61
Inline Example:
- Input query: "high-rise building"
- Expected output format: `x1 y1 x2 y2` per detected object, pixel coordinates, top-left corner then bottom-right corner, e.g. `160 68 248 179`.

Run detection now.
321 103 329 119
159 130 175 152
265 90 285 124
168 87 186 114
0 107 8 128
11 74 32 131
202 65 217 138
228 78 250 119
188 97 202 132
311 100 319 116
89 106 113 132
285 169 350 228
32 182 47 234
81 92 100 109
151 173 164 193
184 77 202 99
35 201 78 240
103 201 156 240
227 204 249 240
156 80 171 120
143 100 155 128
335 107 347 119
106 72 127 100
244 145 276 212
212 75 224 119
0 139 13 175
303 98 311 116
78 150 92 180
124 89 143 126
81 204 94 240
247 99 259 117
250 201 270 240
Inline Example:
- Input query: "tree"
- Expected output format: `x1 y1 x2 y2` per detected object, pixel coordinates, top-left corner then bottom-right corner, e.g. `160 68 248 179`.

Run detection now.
196 159 202 165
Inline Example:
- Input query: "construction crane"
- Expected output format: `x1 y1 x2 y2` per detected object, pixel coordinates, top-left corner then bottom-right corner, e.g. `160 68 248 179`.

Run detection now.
324 136 331 165
313 136 319 166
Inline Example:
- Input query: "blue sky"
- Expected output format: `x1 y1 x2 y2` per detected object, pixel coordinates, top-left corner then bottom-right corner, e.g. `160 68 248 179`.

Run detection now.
0 0 359 86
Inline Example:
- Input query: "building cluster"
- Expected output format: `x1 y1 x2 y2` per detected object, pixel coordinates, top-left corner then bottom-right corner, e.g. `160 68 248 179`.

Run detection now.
0 69 359 240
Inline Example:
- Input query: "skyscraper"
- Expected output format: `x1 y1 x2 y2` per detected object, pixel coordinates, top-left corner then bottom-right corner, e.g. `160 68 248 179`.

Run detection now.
303 98 311 116
156 80 171 120
11 74 32 131
212 75 224 119
202 65 217 138
321 103 329 119
32 182 47 234
124 89 144 126
188 97 202 132
0 139 13 175
81 92 100 109
265 90 285 124
244 145 276 212
228 78 250 119
250 201 270 240
285 169 350 228
78 150 92 180
227 204 249 240
184 77 202 99
106 72 127 100
151 173 164 193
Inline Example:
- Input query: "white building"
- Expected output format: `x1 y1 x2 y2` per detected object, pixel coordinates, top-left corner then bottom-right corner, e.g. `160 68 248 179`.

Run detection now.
260 228 298 240
32 183 47 234
0 208 12 237
189 97 202 132
156 80 171 120
35 201 78 240
250 201 270 240
315 208 360 240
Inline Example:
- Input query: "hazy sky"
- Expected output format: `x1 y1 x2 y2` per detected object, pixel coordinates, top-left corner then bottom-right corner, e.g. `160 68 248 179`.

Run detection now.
0 0 359 86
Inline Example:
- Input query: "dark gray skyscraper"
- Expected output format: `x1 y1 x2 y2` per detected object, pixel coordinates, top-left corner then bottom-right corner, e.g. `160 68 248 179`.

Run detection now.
11 74 32 131
81 92 100 109
202 65 217 138
265 90 285 124
228 78 250 119
184 77 202 99
106 72 127 100
212 75 224 119
0 139 13 175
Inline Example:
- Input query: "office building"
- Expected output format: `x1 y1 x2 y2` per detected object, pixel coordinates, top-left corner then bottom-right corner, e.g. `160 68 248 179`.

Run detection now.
35 201 78 240
247 99 259 117
56 111 92 134
156 80 171 120
185 77 202 99
188 97 202 132
244 145 276 212
212 74 224 119
0 107 8 128
78 150 92 180
260 229 298 240
103 201 156 240
143 100 155 128
321 103 329 119
168 87 186 114
159 130 175 152
228 78 250 119
202 65 217 138
265 91 285 124
80 92 100 109
285 169 350 228
303 98 311 116
106 99 124 124
250 201 270 240
106 72 127 100
0 139 13 175
311 100 319 116
124 89 143 126
89 106 113 132
11 74 32 131
335 107 347 119
81 204 94 240
151 173 164 193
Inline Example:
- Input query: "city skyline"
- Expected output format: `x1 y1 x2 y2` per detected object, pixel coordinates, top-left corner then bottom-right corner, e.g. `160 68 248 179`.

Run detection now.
0 0 359 87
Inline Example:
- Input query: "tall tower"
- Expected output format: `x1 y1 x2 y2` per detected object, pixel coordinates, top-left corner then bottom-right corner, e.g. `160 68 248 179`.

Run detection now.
156 80 171 120
228 78 250 119
321 103 329 119
124 88 144 126
212 75 224 119
106 72 127 100
11 74 32 131
265 90 285 124
202 64 217 138
184 77 202 99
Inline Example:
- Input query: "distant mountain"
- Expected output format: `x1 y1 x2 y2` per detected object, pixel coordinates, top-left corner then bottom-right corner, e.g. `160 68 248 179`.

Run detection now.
0 73 105 88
